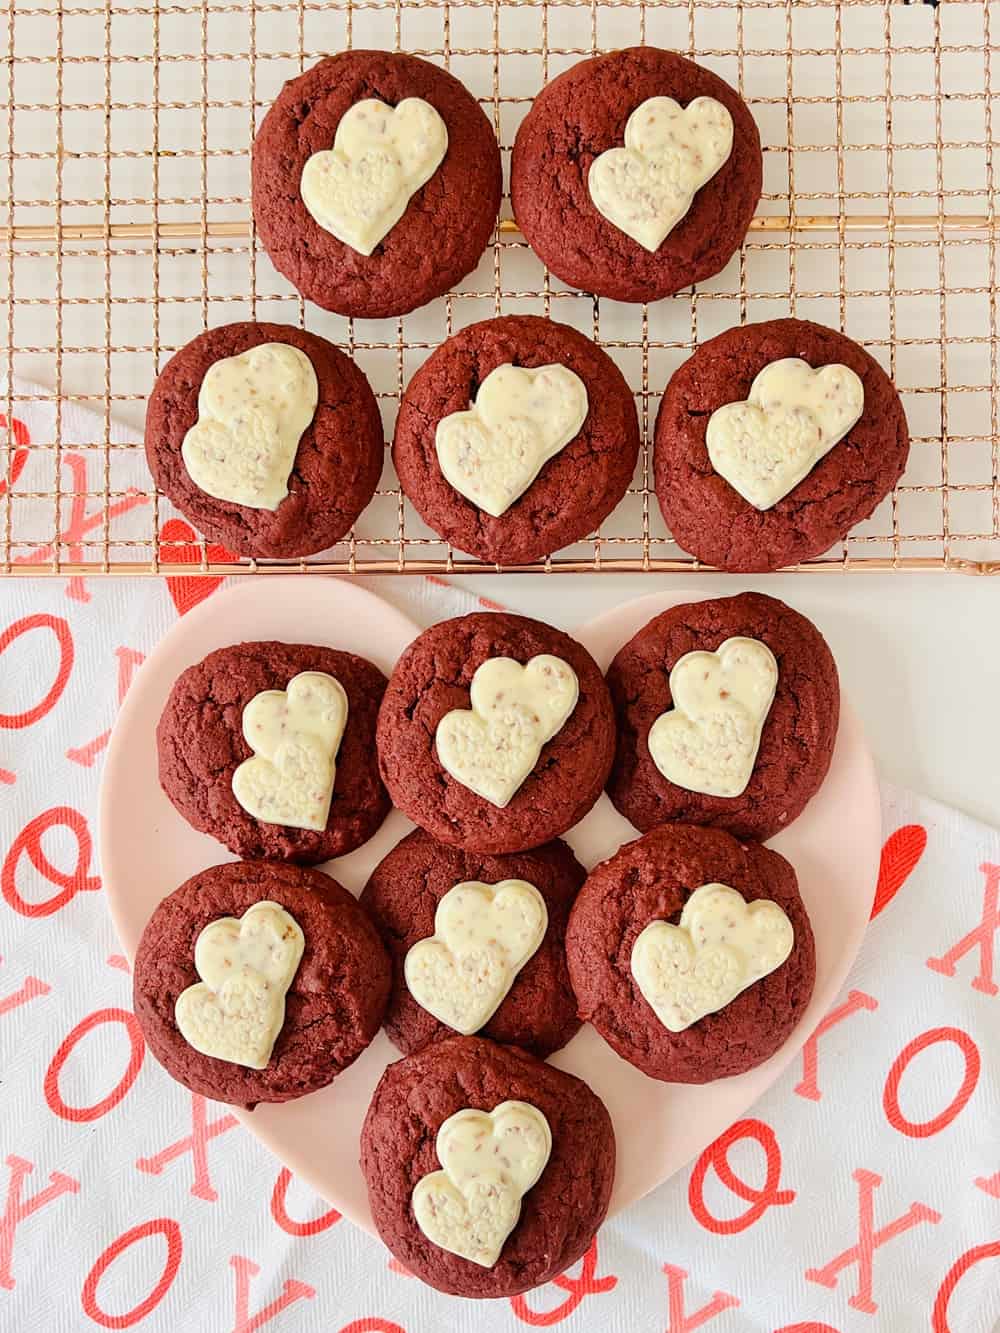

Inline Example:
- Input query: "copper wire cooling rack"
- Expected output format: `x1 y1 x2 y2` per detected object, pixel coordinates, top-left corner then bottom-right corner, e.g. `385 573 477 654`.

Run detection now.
2 0 999 577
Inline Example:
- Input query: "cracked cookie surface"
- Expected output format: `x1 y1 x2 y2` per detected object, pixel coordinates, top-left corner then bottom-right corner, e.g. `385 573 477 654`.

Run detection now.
252 51 502 318
360 828 584 1058
565 823 816 1083
157 640 390 864
511 47 762 302
605 592 839 842
376 612 616 853
145 321 383 559
393 315 640 563
654 318 910 572
361 1035 615 1297
133 859 390 1107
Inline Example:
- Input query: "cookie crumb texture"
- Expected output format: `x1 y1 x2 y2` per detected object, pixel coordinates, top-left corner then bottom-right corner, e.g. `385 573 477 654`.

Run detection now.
157 641 390 864
361 828 584 1058
145 322 384 559
606 592 839 841
361 1035 615 1297
654 318 911 571
511 47 762 302
252 51 502 318
376 612 616 853
133 860 391 1107
566 824 816 1083
393 315 640 563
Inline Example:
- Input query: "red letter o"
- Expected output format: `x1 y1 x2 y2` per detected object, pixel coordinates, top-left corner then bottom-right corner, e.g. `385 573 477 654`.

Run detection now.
339 1323 406 1333
81 1219 182 1329
883 1027 980 1138
45 1008 145 1122
0 613 74 729
689 1118 795 1234
932 1240 1000 1333
270 1167 341 1237
775 1325 841 1333
2 806 101 918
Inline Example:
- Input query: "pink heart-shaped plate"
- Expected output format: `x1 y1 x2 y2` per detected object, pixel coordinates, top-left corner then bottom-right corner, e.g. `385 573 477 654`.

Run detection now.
100 578 880 1233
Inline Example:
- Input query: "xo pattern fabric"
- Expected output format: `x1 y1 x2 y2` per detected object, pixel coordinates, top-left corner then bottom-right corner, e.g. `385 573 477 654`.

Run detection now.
0 403 996 1330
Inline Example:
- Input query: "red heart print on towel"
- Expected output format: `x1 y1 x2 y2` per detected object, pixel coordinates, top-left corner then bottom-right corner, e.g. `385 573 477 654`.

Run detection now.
871 824 928 919
159 518 239 616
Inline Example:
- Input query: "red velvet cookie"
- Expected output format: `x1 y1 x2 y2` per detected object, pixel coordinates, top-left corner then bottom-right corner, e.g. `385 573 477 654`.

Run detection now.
393 315 640 563
511 47 762 302
376 612 616 853
654 318 910 571
361 1035 615 1297
145 322 383 559
566 824 816 1083
252 51 502 319
133 860 390 1108
157 641 390 864
360 828 584 1058
606 592 839 842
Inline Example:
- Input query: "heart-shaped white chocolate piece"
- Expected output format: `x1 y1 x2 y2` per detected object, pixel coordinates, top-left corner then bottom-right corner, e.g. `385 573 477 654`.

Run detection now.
435 655 579 808
180 343 318 511
648 636 778 799
232 671 348 831
300 97 448 256
632 883 794 1032
706 357 866 509
404 879 548 1034
174 900 305 1068
435 363 589 517
588 96 733 252
412 1101 552 1267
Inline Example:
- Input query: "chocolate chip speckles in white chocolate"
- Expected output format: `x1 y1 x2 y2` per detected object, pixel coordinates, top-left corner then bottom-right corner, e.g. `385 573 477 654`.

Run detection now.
588 96 733 252
706 357 865 510
631 883 794 1032
232 671 348 831
412 1101 552 1267
435 363 589 518
174 901 305 1068
404 879 548 1034
435 655 580 808
647 637 778 799
181 343 318 511
300 97 448 256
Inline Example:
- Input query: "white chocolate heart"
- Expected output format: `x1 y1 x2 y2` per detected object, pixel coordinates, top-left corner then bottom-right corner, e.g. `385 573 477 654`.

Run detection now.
404 879 548 1034
588 96 733 252
706 357 866 509
412 1101 552 1267
648 637 778 799
435 364 589 517
300 97 448 256
631 883 794 1032
232 671 348 831
174 901 305 1068
435 655 579 808
180 343 318 511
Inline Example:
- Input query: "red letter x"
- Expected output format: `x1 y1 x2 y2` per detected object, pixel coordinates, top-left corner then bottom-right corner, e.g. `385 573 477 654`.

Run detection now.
795 990 879 1103
0 1155 80 1289
136 1093 238 1202
228 1255 315 1333
0 957 50 1020
663 1263 739 1331
805 1169 941 1314
927 862 1000 996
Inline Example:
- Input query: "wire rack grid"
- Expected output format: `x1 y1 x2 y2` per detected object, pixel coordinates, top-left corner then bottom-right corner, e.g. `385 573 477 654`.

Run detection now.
2 0 999 578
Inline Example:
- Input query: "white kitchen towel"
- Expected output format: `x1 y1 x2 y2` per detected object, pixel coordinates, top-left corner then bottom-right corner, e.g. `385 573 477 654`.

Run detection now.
0 389 997 1332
